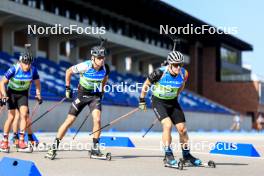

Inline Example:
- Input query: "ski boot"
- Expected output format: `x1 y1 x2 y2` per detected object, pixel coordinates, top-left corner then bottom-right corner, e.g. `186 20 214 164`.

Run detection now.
180 152 202 166
0 140 10 153
163 148 183 170
45 147 57 160
45 138 60 160
89 144 111 161
17 140 33 153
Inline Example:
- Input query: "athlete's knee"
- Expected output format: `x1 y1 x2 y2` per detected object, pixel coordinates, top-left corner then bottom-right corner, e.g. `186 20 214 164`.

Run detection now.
92 109 101 124
162 120 172 131
93 116 101 124
178 126 187 137
19 112 28 120
7 113 15 121
65 114 76 125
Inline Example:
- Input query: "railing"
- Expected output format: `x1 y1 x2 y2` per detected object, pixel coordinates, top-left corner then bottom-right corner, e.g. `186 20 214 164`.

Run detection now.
221 73 264 82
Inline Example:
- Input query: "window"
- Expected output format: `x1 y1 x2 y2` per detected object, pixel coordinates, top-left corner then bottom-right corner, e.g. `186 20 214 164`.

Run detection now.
220 45 244 81
220 46 240 65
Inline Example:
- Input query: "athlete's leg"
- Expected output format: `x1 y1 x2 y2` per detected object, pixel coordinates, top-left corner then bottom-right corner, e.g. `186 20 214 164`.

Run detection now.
56 114 76 139
161 117 173 147
19 105 29 140
176 122 201 165
12 109 20 137
11 109 20 145
92 109 101 141
48 95 87 154
3 109 16 141
89 96 103 154
175 122 188 149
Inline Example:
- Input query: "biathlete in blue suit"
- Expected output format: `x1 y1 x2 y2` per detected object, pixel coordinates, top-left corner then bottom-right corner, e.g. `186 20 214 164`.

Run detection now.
0 50 42 152
46 44 110 160
139 49 202 167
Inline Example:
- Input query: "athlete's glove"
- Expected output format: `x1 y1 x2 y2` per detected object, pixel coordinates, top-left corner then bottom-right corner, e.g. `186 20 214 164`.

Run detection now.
65 86 73 99
35 94 43 105
138 97 147 111
0 99 3 107
1 97 8 106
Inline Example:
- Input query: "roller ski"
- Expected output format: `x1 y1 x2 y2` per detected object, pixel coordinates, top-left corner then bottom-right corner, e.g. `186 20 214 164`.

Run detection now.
179 153 216 168
0 140 10 153
16 140 33 153
163 148 183 170
88 146 111 161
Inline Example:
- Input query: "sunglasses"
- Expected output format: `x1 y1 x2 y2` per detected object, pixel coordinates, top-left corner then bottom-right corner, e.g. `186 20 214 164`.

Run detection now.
21 61 32 65
171 63 183 68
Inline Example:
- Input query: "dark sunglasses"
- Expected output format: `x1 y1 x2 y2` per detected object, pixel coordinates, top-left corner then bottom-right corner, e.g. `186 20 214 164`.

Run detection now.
171 63 183 68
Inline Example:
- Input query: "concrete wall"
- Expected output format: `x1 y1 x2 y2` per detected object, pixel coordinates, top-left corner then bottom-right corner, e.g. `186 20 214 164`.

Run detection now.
0 100 251 132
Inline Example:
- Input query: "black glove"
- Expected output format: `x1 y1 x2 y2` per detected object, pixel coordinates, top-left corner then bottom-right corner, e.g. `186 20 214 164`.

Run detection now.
65 86 73 99
1 97 7 106
35 95 43 105
0 99 3 107
138 97 147 111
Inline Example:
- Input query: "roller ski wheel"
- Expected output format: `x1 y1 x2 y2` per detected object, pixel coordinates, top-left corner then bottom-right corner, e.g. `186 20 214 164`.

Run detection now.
88 150 112 161
45 148 57 160
180 158 216 168
207 160 216 168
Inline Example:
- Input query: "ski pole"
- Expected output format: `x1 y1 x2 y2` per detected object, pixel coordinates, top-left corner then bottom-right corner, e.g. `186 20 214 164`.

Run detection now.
25 97 66 130
89 108 139 136
30 102 40 119
142 118 159 138
72 111 91 140
0 106 6 118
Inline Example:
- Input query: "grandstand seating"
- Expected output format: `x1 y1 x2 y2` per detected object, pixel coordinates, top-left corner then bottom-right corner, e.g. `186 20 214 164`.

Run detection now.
0 51 234 114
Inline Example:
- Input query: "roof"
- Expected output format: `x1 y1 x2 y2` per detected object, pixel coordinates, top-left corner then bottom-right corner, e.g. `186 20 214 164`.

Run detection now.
65 0 252 51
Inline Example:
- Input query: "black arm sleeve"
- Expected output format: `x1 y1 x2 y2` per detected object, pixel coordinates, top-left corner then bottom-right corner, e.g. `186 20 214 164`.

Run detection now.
147 69 163 84
104 64 110 76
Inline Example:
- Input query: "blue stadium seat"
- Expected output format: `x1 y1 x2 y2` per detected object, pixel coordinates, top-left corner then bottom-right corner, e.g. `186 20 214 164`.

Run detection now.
0 51 234 114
